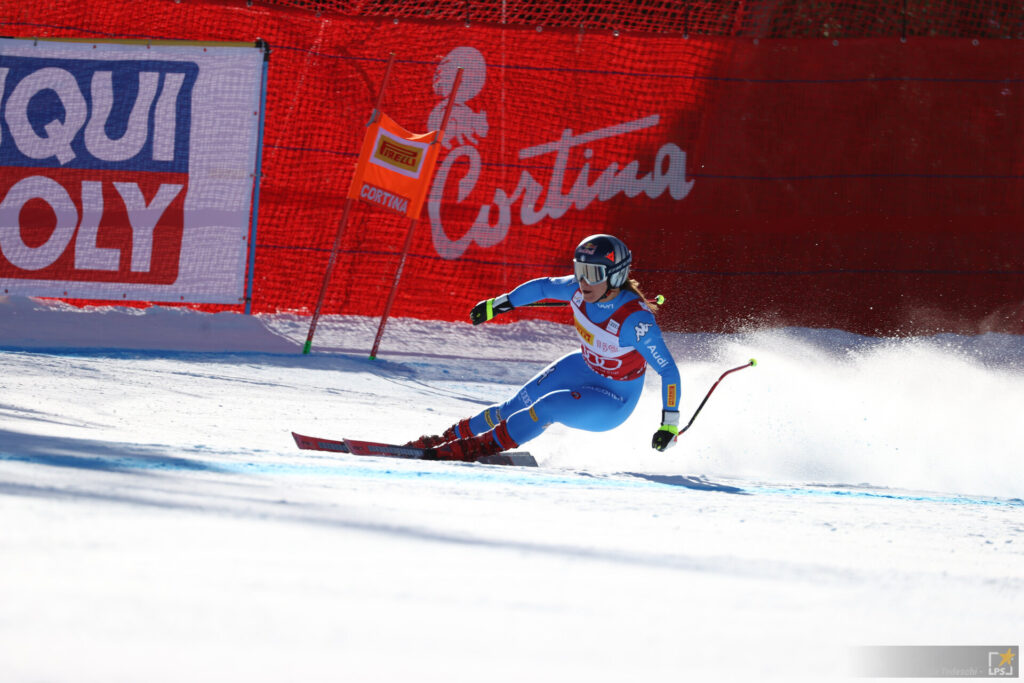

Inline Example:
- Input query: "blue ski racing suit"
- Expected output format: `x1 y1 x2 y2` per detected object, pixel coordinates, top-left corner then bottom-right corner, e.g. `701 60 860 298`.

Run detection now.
455 276 681 448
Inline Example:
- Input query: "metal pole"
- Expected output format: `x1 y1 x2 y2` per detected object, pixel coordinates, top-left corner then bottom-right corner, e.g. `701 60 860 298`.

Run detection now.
244 40 271 315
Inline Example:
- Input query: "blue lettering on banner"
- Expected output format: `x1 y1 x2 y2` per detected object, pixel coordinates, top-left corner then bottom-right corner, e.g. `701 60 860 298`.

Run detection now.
0 56 198 172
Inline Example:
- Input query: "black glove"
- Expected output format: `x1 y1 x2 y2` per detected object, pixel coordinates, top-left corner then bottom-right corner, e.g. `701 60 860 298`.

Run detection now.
470 294 514 325
651 410 681 451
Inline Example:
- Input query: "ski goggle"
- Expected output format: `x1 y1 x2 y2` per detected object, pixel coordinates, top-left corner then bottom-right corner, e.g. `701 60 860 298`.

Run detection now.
573 260 608 285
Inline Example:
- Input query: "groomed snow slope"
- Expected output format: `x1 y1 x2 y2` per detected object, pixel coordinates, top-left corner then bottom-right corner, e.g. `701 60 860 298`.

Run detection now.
0 296 1021 682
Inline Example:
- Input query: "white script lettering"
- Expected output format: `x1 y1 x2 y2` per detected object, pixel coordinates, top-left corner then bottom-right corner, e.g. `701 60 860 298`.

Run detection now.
429 114 695 260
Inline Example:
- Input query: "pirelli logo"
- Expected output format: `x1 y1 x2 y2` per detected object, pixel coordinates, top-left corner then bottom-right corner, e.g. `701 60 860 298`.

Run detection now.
374 137 423 173
574 317 594 345
667 383 678 408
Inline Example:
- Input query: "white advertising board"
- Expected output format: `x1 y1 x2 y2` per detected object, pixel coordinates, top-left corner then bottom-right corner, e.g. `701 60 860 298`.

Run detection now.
0 38 266 304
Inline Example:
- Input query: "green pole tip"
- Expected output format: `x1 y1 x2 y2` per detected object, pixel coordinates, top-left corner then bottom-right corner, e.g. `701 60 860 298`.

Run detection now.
369 355 377 361
655 294 666 305
302 340 312 355
750 358 758 366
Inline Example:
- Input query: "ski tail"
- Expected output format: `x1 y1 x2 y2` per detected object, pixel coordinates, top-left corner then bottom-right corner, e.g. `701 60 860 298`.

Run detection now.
477 452 539 467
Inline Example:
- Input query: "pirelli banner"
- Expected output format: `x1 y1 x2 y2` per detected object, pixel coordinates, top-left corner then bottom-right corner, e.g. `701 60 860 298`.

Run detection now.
348 111 440 219
0 38 267 304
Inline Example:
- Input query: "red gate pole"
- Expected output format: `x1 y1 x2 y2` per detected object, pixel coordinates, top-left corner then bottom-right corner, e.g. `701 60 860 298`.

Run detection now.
303 196 354 354
368 68 463 360
368 215 419 360
303 53 396 354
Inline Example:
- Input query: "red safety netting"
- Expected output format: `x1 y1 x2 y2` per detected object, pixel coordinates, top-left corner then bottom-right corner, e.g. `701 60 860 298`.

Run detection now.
263 0 1024 39
1 0 1022 335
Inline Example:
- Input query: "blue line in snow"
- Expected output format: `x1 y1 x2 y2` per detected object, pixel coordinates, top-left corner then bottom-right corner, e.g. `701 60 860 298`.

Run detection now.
747 485 1021 507
1 452 1019 507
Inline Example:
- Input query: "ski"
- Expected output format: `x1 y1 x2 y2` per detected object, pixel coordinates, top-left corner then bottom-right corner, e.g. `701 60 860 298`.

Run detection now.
291 432 538 467
343 438 425 459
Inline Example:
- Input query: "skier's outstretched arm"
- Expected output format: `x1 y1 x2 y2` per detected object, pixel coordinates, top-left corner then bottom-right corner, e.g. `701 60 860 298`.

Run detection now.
469 276 577 325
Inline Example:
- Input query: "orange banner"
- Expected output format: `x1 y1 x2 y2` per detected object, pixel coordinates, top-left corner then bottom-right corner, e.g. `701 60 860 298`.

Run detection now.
347 112 439 219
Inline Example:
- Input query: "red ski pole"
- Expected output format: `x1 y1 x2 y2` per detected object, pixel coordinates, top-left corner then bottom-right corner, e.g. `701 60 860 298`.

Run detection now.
680 359 757 434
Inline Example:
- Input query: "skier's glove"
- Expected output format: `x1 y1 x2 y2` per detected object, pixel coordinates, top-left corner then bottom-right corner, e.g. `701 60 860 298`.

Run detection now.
470 294 514 325
651 410 680 451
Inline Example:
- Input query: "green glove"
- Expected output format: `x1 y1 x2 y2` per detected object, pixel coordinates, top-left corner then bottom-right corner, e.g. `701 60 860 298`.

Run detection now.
651 410 680 451
470 294 514 325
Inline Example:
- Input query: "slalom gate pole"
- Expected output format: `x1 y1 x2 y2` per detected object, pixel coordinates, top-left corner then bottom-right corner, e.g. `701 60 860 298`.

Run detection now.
679 359 757 434
369 216 419 359
303 197 354 354
523 294 666 309
368 67 464 360
302 53 396 355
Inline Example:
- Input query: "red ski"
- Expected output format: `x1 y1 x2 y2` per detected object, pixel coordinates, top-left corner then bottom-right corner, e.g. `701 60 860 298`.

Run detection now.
291 432 538 467
292 432 350 453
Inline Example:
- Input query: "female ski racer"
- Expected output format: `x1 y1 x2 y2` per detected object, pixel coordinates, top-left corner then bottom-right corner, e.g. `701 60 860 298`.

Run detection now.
409 234 682 462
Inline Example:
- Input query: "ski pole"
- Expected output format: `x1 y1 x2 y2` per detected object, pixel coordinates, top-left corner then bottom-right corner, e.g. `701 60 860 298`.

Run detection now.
524 294 666 308
680 359 757 434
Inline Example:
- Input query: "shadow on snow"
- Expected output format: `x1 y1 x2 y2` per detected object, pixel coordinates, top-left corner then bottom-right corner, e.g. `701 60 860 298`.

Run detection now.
0 428 225 474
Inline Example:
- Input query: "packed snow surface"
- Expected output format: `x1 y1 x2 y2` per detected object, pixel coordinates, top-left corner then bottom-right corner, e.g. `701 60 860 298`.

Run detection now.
0 296 1021 681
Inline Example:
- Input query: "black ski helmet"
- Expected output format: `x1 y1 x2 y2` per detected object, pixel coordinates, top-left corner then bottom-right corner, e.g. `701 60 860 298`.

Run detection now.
573 234 632 289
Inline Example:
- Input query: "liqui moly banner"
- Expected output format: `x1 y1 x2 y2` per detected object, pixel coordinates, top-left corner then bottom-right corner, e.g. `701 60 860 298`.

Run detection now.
0 38 265 304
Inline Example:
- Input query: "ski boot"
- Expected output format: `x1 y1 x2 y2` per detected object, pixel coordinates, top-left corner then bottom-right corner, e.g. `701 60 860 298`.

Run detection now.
404 418 471 449
425 421 518 462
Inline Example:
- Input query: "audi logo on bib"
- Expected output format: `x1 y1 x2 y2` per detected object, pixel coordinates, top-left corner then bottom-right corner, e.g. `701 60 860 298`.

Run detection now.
580 346 646 381
582 348 623 371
